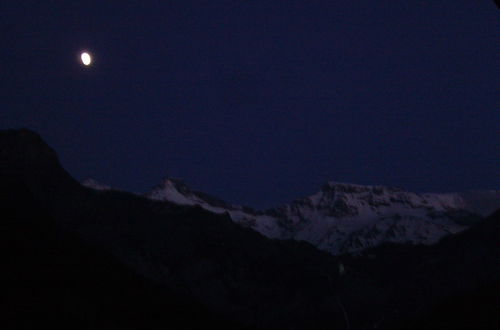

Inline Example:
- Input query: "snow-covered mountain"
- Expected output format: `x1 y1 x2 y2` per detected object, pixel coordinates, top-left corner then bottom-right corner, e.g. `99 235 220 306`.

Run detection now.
85 177 500 255
82 178 112 191
268 182 486 254
147 178 282 238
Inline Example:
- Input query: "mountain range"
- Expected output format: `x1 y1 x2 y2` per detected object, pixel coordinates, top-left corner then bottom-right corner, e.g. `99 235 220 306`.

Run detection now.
3 129 499 330
84 176 500 255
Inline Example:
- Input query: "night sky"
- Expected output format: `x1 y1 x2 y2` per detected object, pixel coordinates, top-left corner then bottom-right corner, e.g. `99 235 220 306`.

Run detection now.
1 1 499 208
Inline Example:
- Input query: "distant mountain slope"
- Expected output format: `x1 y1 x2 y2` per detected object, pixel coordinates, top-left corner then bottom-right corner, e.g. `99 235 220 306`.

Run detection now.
135 178 498 254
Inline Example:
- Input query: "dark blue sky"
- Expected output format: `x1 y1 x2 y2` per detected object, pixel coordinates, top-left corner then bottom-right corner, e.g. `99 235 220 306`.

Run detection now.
1 1 499 208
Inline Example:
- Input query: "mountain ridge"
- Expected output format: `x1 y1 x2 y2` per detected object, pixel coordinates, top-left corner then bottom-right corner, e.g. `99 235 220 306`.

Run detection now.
84 176 499 254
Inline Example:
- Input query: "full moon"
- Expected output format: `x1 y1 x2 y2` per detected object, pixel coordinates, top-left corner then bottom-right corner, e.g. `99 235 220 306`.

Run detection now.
81 52 92 66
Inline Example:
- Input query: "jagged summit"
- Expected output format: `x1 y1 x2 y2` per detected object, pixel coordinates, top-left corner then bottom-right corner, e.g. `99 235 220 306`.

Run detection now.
321 181 403 193
148 177 234 210
309 181 466 213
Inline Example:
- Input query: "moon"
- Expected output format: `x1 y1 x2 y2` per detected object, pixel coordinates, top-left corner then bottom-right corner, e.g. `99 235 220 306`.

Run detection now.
81 52 92 66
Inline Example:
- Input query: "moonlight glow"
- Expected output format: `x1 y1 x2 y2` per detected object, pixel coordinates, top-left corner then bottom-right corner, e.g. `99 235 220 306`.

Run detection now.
81 52 92 66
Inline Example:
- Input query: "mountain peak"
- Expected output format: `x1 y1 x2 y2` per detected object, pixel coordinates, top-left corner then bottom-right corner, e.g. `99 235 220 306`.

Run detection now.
0 129 78 193
82 179 112 191
148 177 232 210
0 129 59 171
157 177 192 195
